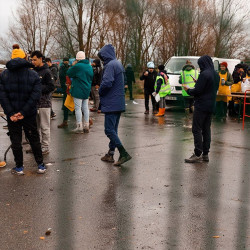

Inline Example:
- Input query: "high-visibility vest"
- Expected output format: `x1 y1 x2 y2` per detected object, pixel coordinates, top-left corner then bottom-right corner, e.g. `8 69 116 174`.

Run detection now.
154 75 171 97
181 69 198 96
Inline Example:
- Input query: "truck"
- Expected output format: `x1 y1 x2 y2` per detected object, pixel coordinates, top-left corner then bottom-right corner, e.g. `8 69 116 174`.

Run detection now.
164 56 241 101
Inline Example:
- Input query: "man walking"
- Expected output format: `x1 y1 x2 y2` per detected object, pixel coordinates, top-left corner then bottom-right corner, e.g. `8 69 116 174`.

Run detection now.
31 51 55 155
0 50 46 174
58 58 70 128
140 62 158 114
184 55 219 163
98 44 132 166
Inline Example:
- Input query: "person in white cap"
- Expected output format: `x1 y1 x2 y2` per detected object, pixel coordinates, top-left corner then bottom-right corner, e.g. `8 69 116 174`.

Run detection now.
67 51 93 133
140 62 158 114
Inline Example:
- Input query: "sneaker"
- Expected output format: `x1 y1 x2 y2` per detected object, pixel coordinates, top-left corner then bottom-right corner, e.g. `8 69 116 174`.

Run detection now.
97 110 101 114
0 161 6 168
185 153 202 163
144 110 149 114
58 121 68 128
51 112 56 119
113 153 132 166
42 148 50 155
37 163 46 174
11 166 24 175
90 108 97 112
101 154 115 163
202 154 209 162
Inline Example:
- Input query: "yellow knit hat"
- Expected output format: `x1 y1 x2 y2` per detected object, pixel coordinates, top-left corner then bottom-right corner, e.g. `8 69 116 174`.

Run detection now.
11 49 26 59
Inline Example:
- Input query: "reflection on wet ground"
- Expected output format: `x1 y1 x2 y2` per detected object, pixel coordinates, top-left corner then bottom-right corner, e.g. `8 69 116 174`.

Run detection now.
0 99 249 249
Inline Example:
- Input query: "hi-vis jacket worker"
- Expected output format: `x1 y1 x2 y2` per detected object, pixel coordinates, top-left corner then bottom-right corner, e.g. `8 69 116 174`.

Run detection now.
179 60 199 115
153 65 171 117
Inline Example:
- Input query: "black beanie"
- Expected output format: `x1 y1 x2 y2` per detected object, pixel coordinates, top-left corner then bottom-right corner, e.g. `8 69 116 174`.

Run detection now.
158 65 165 71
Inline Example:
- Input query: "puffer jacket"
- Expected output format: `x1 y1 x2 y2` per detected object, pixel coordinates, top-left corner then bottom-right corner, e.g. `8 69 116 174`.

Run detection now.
98 44 125 113
34 63 55 108
0 58 41 118
187 55 219 113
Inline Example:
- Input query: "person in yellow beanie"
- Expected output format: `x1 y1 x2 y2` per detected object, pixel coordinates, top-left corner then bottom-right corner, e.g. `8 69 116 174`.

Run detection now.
11 44 26 59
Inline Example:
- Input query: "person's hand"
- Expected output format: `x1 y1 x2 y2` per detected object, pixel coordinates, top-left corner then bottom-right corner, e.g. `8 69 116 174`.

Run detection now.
95 85 99 90
183 86 189 91
125 85 128 89
152 92 156 97
16 112 24 120
10 115 18 122
144 71 149 76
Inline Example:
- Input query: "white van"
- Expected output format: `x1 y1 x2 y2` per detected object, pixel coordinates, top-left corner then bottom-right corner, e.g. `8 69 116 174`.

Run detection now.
164 56 241 100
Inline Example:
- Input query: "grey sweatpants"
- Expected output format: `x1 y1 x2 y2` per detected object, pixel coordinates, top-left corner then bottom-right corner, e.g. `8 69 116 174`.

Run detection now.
37 108 51 150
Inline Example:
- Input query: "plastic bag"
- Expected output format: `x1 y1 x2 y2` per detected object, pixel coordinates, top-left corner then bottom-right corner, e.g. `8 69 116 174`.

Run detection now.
241 79 250 93
155 93 160 102
64 94 75 111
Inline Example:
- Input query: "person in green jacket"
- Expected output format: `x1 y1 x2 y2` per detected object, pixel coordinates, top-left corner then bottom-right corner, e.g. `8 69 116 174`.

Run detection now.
179 60 199 116
67 51 93 133
58 58 70 128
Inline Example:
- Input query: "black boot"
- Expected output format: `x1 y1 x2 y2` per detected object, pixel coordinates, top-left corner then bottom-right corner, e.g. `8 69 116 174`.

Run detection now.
114 146 132 166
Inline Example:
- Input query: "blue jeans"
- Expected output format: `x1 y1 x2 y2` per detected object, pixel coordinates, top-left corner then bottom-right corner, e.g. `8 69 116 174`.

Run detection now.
73 98 89 124
104 112 122 152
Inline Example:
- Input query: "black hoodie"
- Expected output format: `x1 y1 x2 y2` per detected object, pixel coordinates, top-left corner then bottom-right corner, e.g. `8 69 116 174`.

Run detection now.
187 55 219 113
0 58 41 118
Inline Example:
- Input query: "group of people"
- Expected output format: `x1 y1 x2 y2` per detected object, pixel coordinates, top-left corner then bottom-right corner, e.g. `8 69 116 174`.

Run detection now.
0 44 132 174
0 42 248 172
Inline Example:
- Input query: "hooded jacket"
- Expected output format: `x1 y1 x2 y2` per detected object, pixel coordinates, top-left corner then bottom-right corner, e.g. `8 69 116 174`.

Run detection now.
92 59 102 87
67 59 93 99
140 70 157 92
33 63 55 108
0 58 41 118
98 44 125 113
187 55 219 113
125 64 135 85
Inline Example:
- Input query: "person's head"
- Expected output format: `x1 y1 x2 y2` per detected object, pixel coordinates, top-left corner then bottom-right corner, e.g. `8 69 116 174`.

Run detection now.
76 51 86 61
247 67 250 76
147 61 154 72
158 64 165 72
11 48 26 59
31 50 44 67
237 67 244 75
45 58 52 67
186 60 192 65
63 57 69 65
220 62 228 71
92 58 101 67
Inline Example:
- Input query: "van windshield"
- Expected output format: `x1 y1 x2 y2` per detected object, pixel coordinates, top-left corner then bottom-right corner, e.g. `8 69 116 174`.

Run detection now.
165 58 199 75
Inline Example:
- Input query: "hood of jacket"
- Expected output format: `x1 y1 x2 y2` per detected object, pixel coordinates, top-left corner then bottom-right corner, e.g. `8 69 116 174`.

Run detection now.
98 44 116 65
198 55 214 72
6 58 33 71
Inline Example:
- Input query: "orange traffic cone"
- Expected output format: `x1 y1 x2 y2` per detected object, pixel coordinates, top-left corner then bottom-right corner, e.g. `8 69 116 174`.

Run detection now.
155 108 165 117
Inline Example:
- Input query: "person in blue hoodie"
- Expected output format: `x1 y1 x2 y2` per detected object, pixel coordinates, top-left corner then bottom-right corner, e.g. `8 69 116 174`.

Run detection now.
98 44 132 166
184 55 219 163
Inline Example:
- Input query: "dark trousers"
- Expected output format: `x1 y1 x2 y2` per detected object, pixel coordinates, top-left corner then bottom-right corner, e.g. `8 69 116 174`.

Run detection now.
184 97 194 109
144 88 156 111
62 93 69 121
8 116 43 167
125 83 133 100
192 109 212 156
104 112 122 153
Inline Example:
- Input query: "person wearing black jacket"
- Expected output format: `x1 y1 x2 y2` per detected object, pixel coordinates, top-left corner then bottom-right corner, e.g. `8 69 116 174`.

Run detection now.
45 57 58 119
0 53 46 175
184 55 219 163
90 59 102 112
140 62 158 114
31 51 55 155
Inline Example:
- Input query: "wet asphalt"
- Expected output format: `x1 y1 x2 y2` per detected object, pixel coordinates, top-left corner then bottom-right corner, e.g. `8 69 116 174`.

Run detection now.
0 98 250 250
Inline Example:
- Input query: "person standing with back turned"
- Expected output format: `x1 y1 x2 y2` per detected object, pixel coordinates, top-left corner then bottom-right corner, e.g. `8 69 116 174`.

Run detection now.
98 44 132 166
184 55 219 163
